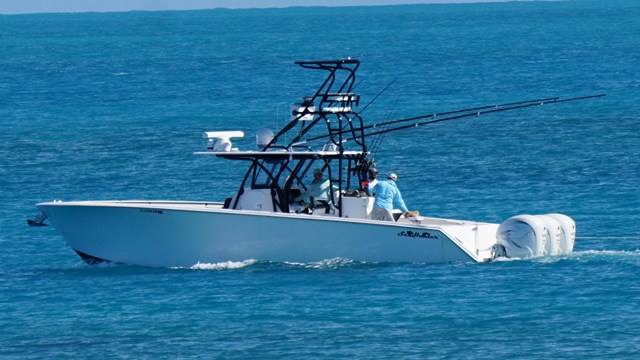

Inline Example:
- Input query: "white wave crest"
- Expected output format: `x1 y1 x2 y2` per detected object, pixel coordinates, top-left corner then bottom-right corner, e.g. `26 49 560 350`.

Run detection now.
190 259 257 270
285 257 359 269
569 249 640 261
573 249 640 256
491 256 521 262
493 249 640 264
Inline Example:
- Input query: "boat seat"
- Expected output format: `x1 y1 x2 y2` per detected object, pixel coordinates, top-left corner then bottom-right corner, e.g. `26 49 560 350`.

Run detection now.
289 188 302 204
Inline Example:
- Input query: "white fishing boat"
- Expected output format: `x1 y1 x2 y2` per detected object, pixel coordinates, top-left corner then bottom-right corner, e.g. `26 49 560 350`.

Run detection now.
32 59 603 267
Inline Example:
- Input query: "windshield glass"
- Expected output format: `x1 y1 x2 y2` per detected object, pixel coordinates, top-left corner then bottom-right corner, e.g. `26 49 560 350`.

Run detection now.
253 159 284 187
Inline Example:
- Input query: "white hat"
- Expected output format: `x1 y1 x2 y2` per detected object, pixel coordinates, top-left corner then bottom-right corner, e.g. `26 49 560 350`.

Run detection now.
388 173 397 181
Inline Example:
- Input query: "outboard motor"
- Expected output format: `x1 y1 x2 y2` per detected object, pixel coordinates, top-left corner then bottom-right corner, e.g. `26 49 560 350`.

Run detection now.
496 213 576 259
537 214 562 256
496 215 548 258
491 244 508 259
546 213 576 254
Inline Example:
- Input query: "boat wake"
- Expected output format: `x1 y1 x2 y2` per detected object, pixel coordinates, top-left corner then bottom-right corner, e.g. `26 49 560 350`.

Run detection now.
71 259 119 268
566 249 640 262
493 249 640 264
188 258 364 271
189 259 258 270
65 249 640 273
284 257 364 269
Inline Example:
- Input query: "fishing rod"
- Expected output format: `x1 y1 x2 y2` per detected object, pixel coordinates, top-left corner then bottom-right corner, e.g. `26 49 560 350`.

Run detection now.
351 78 365 92
361 96 562 132
359 77 397 114
357 93 606 141
369 108 398 159
369 95 401 157
304 95 562 144
326 77 399 146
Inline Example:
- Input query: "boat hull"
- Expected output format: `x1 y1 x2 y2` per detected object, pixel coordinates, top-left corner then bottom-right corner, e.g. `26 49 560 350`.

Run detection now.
38 201 482 267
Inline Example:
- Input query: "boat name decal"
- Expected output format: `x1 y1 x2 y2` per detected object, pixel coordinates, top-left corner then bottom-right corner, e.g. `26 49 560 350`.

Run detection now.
397 230 438 239
139 209 163 215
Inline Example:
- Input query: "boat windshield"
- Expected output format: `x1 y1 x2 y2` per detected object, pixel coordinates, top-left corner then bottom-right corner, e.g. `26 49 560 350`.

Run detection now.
253 158 330 189
254 159 285 187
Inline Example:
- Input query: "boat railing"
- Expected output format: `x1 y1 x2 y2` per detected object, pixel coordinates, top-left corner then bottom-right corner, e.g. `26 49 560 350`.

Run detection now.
319 93 359 114
321 93 359 105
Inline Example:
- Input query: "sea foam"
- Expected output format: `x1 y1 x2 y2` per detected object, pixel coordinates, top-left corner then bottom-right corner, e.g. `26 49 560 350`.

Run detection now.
189 259 257 270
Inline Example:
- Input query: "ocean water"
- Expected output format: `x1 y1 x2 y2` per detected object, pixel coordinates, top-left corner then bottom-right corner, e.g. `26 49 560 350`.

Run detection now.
1 1 639 358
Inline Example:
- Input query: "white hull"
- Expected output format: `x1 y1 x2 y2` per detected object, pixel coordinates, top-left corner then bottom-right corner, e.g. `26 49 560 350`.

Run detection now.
32 60 585 267
38 200 499 267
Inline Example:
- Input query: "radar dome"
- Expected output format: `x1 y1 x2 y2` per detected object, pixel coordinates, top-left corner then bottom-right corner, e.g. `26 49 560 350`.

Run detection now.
256 128 274 150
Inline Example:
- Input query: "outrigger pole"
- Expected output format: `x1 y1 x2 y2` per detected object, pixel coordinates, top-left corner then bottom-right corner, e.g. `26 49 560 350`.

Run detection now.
360 94 607 140
358 93 606 140
362 96 561 131
304 94 605 144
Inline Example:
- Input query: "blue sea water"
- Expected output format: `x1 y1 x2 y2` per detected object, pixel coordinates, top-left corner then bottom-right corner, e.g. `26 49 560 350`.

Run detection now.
1 0 639 358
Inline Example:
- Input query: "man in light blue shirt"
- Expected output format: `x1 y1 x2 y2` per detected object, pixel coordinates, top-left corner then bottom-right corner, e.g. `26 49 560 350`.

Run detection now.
295 168 332 205
371 172 408 221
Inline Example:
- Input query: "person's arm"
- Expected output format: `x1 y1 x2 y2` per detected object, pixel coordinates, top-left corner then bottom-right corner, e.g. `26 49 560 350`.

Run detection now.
303 180 331 202
318 180 332 201
394 188 409 213
368 178 378 193
295 182 316 203
295 192 308 203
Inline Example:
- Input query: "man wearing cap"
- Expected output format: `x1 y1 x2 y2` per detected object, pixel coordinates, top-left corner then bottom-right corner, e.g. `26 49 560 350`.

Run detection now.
295 168 332 205
367 168 379 195
371 172 408 221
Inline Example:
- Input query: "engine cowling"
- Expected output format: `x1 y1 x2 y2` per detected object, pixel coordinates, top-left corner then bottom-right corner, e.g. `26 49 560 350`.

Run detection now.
495 213 576 259
496 215 548 259
545 213 576 254
537 214 562 256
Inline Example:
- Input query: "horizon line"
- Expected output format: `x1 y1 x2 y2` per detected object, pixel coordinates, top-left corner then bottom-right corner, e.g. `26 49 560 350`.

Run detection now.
0 0 541 16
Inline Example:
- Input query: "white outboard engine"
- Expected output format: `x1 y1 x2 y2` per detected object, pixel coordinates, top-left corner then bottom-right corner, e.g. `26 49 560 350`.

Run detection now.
537 214 562 256
546 213 576 254
496 215 548 259
496 213 576 259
